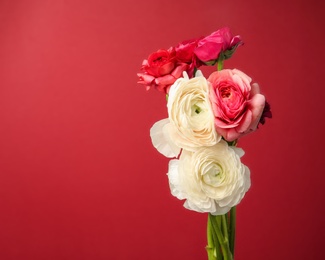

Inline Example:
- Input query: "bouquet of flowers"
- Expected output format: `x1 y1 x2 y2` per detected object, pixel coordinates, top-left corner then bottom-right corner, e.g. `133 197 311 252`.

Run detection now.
137 27 272 260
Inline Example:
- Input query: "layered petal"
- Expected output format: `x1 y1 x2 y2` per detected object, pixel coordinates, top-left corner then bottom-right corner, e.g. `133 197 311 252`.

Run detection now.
137 48 188 93
166 71 221 151
208 69 267 141
167 141 250 215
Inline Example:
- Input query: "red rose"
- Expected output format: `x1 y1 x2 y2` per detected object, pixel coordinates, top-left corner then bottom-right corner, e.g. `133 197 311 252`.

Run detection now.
145 49 176 77
137 48 188 93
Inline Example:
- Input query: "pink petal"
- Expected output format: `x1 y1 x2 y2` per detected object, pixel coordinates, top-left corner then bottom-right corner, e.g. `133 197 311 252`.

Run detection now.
214 117 239 128
194 42 223 61
236 110 252 133
248 93 266 131
250 83 261 96
137 73 155 85
171 63 188 78
155 75 176 86
224 128 240 142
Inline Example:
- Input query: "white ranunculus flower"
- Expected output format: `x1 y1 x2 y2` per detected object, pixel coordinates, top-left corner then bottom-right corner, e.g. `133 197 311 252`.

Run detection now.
167 140 251 215
150 71 221 158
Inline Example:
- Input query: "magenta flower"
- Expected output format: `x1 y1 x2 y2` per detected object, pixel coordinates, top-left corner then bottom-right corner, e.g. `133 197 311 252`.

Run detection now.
194 27 243 63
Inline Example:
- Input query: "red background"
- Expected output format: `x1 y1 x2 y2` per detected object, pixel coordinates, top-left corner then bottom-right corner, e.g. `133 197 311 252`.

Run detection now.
0 0 324 259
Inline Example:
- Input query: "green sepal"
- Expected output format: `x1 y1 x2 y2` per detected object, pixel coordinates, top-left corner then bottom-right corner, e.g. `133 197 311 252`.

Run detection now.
203 41 243 67
220 42 243 61
204 60 218 66
226 139 237 146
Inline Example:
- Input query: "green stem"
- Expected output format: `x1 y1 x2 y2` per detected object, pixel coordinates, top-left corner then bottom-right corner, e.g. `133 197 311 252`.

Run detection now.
215 216 223 260
221 214 232 260
221 214 229 239
209 214 233 260
229 207 236 257
206 215 216 260
217 59 224 71
207 214 223 260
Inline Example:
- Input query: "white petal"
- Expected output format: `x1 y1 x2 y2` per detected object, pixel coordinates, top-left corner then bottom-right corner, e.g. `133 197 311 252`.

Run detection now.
150 119 180 158
230 146 245 158
184 200 205 213
167 159 186 200
162 123 182 156
182 71 189 80
195 70 203 77
210 204 231 215
243 165 251 192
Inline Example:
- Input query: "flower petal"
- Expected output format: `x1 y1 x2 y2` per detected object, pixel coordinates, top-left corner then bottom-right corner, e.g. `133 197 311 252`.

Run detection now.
235 109 252 133
150 119 181 158
248 93 266 131
167 159 187 200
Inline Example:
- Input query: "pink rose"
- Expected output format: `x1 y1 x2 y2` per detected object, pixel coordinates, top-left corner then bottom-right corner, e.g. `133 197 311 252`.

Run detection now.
208 69 266 141
137 48 188 93
194 27 242 63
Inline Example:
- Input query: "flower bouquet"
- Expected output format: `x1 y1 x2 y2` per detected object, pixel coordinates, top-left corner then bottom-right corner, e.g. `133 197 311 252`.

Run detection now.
137 27 272 260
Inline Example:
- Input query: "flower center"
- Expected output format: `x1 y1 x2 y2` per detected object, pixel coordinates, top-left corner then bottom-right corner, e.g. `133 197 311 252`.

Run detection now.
203 163 223 186
221 87 232 99
192 104 202 115
190 100 206 117
153 55 167 65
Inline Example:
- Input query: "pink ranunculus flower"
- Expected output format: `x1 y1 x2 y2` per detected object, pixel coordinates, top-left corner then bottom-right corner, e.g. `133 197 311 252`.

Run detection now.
137 48 188 93
208 69 266 141
194 27 242 63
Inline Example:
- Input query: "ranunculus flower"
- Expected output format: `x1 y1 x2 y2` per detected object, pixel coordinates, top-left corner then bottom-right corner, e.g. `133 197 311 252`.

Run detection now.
150 71 221 158
175 39 199 64
175 38 202 77
194 27 242 63
168 140 251 215
208 69 266 141
137 48 188 93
